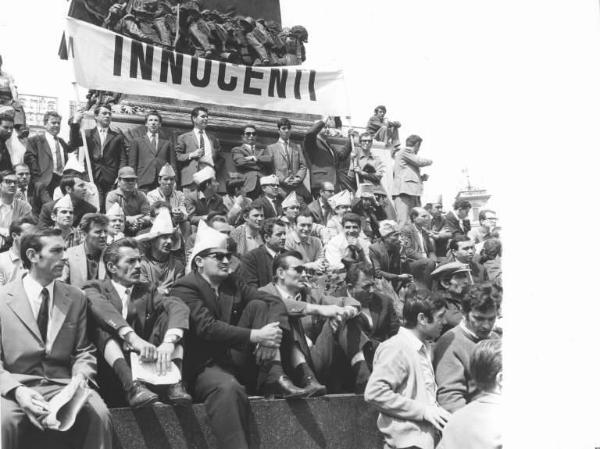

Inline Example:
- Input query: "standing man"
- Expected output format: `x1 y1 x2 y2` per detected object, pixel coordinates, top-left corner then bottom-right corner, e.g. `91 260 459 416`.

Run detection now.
0 216 36 285
128 110 176 192
391 135 433 227
175 106 222 195
430 198 447 258
307 181 335 225
69 105 128 210
231 124 274 199
253 175 282 219
365 293 450 449
349 133 385 188
105 167 152 237
0 112 15 172
61 213 109 289
268 118 311 202
0 228 113 449
24 111 75 204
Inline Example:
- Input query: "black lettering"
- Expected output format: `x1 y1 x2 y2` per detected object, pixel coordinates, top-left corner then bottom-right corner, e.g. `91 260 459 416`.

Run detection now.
293 70 302 100
159 49 183 84
130 41 154 80
268 68 287 98
217 62 238 91
190 57 212 87
243 66 263 96
113 35 123 76
308 70 317 101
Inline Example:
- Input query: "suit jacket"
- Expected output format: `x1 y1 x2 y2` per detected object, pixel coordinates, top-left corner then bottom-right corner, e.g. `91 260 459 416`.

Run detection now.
401 223 435 260
443 211 471 238
83 279 189 350
391 147 432 197
369 240 410 282
61 244 106 289
230 224 264 256
128 134 176 190
239 245 275 289
307 198 332 225
24 133 73 188
39 196 97 228
69 123 128 189
175 130 222 187
303 120 352 189
0 138 13 172
0 277 96 395
231 143 273 193
267 140 310 197
252 194 281 219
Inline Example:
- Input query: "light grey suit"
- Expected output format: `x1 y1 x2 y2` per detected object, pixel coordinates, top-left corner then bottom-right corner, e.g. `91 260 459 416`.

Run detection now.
392 147 433 226
61 244 106 289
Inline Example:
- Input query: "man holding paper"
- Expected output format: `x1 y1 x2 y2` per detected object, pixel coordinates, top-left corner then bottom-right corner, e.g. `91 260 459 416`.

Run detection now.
0 228 113 449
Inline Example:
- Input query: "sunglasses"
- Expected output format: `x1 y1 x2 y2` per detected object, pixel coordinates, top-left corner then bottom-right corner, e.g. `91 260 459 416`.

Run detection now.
207 252 232 261
121 178 137 182
360 140 373 144
244 131 256 136
289 265 306 274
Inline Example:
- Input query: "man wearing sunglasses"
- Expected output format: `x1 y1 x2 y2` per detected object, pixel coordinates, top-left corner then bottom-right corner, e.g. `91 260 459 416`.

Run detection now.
171 225 288 449
349 132 385 187
232 125 274 199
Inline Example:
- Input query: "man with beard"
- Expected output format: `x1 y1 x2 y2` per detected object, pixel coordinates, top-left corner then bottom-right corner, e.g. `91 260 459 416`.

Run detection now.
232 124 274 199
105 167 152 236
433 284 500 413
431 262 472 333
84 238 191 408
138 208 185 295
307 181 335 225
170 225 286 449
230 202 265 256
325 213 371 270
61 213 109 289
240 217 287 288
369 220 413 291
351 183 387 239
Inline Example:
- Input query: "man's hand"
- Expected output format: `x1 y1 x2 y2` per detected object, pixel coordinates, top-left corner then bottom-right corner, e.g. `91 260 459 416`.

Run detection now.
14 386 50 430
342 305 359 319
189 148 204 160
71 373 87 388
254 344 278 364
396 274 414 283
313 304 346 319
128 334 157 362
423 405 450 431
72 111 84 124
155 342 175 376
250 322 282 347
234 195 246 206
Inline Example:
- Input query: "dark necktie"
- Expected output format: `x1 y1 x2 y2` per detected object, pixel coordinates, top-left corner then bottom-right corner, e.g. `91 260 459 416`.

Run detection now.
54 138 63 173
151 133 157 151
37 287 50 342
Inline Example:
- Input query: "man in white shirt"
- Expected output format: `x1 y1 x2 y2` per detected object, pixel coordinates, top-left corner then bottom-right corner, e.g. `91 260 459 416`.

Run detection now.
0 227 113 449
325 212 371 270
83 237 191 408
0 170 32 246
0 215 36 285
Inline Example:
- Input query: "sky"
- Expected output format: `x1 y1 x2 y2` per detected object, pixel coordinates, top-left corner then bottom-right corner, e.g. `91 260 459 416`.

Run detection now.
3 1 600 448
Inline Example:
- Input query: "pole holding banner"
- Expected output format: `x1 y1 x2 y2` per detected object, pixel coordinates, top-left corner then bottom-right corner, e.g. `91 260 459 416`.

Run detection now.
71 81 94 185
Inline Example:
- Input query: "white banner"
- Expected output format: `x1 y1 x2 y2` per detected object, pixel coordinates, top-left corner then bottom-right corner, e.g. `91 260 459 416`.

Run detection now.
65 18 350 116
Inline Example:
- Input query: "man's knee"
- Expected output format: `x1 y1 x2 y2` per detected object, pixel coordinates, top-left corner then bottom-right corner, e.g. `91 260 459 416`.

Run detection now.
1 397 26 445
83 391 112 427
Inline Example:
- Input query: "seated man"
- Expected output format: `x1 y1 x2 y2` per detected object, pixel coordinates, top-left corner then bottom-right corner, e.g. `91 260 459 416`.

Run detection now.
351 183 387 239
401 207 438 287
84 238 191 408
369 220 413 291
433 284 500 413
230 203 265 256
240 217 287 289
365 105 401 146
105 166 152 237
0 215 36 285
252 175 282 219
285 212 327 272
170 225 287 449
307 181 335 225
431 262 472 333
39 173 96 228
0 170 32 247
468 209 500 252
325 212 371 271
62 213 109 289
222 176 252 226
138 208 185 295
106 202 125 244
185 166 228 225
438 339 502 449
1 228 112 449
443 236 483 282
50 194 84 248
146 163 189 238
326 189 353 236
280 191 301 232
440 199 472 239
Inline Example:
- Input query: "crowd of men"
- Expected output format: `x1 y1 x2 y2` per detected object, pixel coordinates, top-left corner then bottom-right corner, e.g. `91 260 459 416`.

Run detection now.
0 102 502 449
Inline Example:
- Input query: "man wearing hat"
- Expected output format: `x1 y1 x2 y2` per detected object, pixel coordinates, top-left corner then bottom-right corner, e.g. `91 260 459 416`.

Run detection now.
374 183 397 221
349 133 385 187
61 213 109 289
253 174 282 219
106 167 152 236
84 238 192 408
147 163 190 237
281 191 301 228
186 166 228 226
50 194 84 248
351 182 387 239
171 224 288 449
39 173 97 228
431 261 473 333
307 181 334 225
325 212 371 271
106 202 125 244
231 124 274 199
325 189 353 236
391 135 433 227
138 208 185 295
365 105 401 146
369 220 413 291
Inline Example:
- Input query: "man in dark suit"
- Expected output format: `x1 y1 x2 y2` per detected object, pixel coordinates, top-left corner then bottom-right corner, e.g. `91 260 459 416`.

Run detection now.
175 106 222 195
39 175 97 228
401 207 438 288
252 175 282 219
304 116 353 196
307 181 334 224
14 163 41 214
171 225 289 449
84 238 191 408
0 228 112 449
369 220 413 291
231 124 274 199
24 111 75 204
69 104 128 211
128 110 176 192
440 199 472 240
0 113 15 172
240 218 287 288
267 118 311 202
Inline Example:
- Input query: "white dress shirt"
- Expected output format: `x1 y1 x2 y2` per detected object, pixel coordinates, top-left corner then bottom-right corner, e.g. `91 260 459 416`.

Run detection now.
23 274 55 351
97 126 108 149
44 131 65 174
399 327 438 406
194 128 214 167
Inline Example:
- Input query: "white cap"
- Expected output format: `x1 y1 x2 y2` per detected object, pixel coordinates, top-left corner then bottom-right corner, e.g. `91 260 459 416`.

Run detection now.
136 208 174 242
106 202 125 217
187 220 228 273
379 220 400 237
63 155 85 174
358 182 375 198
328 190 352 209
193 166 216 186
159 163 176 178
260 175 279 186
53 194 73 211
281 191 299 209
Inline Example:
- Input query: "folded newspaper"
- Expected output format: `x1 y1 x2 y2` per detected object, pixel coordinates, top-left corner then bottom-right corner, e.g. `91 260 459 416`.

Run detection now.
41 379 92 431
131 353 181 385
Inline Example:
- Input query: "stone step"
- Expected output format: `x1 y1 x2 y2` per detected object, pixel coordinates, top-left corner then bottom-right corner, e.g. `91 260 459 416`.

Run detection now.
111 394 383 449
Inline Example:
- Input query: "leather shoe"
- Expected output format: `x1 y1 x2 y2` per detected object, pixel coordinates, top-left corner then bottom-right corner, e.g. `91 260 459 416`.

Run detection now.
299 375 327 397
262 375 307 399
165 381 192 406
127 381 159 408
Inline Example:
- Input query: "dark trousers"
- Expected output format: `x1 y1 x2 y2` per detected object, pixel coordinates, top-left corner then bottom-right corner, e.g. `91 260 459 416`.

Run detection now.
1 383 113 449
